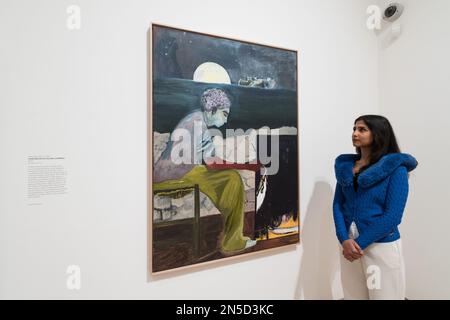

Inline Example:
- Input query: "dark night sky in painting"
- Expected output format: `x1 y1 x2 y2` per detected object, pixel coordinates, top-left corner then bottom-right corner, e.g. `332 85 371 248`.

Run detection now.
152 25 297 91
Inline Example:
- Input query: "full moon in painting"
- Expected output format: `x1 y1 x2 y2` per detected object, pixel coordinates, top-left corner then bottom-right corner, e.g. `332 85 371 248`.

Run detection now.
193 62 231 84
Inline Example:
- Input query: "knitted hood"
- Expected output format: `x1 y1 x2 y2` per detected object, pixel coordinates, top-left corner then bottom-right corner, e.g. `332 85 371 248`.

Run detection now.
335 153 418 188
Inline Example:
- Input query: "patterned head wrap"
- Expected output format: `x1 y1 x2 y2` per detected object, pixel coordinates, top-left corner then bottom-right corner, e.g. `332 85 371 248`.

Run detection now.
200 88 231 112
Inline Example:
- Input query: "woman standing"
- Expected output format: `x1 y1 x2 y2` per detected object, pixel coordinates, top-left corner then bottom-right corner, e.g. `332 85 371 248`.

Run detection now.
333 115 418 300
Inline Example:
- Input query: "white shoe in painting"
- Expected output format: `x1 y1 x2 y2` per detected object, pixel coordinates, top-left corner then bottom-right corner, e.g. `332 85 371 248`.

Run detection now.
244 239 257 249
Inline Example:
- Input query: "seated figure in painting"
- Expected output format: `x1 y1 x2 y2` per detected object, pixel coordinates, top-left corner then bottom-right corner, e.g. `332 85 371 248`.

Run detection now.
153 88 257 253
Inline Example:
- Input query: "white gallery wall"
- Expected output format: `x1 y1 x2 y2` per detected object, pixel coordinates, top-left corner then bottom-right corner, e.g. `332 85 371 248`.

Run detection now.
377 0 450 299
1 0 383 299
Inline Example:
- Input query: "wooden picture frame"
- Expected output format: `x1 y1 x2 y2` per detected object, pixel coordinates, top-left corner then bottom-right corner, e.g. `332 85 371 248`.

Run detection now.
148 23 300 276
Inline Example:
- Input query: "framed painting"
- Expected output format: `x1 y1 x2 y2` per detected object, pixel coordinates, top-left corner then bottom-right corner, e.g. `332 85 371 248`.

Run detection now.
149 23 299 274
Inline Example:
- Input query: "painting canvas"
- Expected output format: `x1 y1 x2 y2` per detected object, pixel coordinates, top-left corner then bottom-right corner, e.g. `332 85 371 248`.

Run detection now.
149 24 299 274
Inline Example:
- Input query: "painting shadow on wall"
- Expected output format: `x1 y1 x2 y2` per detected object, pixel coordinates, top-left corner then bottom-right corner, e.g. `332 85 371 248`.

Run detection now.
295 181 342 299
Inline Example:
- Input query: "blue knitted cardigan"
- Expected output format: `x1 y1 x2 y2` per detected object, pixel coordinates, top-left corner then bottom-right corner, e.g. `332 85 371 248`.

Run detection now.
333 153 418 250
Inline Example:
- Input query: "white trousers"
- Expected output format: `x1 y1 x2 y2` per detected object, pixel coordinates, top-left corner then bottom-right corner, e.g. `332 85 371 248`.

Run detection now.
340 223 406 300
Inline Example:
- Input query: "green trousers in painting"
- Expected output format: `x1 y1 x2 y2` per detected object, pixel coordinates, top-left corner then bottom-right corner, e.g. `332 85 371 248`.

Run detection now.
154 165 249 252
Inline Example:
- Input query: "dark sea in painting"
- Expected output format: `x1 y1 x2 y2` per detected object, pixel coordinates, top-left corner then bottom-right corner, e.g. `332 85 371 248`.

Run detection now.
153 78 298 133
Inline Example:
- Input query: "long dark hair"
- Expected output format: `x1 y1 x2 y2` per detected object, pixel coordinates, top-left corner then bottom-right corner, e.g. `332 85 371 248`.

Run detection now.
354 115 401 173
